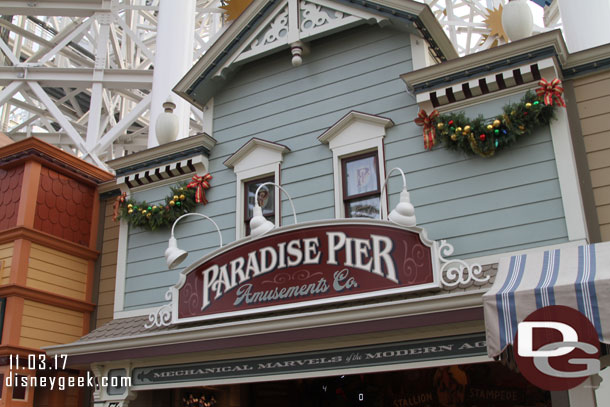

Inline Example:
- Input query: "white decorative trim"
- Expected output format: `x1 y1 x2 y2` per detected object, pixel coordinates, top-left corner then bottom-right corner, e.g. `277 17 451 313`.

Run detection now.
225 0 387 68
225 138 290 239
144 289 173 328
549 104 588 242
117 155 209 188
202 97 214 136
114 307 161 319
319 111 393 219
438 240 489 290
113 185 129 316
413 58 556 107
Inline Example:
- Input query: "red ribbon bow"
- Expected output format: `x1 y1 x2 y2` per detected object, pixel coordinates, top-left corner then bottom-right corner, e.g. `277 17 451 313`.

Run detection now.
536 78 566 107
113 192 127 221
187 173 212 204
415 109 439 150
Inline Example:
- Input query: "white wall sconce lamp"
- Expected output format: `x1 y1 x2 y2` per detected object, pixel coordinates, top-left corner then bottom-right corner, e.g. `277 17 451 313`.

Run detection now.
165 213 223 269
381 167 417 227
249 182 298 238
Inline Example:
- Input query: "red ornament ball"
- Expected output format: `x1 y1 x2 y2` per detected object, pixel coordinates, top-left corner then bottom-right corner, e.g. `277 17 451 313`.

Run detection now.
448 120 454 126
479 134 486 141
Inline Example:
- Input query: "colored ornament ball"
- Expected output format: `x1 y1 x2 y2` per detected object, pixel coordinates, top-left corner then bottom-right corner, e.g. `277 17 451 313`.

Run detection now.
464 125 471 133
479 134 486 141
437 122 444 129
486 124 493 131
170 200 175 206
451 133 458 141
525 102 532 108
493 119 501 128
180 194 186 200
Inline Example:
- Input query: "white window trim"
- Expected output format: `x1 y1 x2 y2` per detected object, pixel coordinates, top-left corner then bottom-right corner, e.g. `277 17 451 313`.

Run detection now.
224 138 290 239
319 111 394 219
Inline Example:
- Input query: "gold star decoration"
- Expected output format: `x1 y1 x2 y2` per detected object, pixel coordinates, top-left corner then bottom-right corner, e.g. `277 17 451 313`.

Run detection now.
480 5 508 47
221 0 254 21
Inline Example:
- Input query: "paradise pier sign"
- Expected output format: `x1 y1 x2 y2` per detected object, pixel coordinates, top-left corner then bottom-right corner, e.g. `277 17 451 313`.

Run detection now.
170 220 443 324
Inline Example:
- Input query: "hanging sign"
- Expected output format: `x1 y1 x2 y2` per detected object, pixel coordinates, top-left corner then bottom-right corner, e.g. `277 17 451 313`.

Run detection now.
172 220 441 323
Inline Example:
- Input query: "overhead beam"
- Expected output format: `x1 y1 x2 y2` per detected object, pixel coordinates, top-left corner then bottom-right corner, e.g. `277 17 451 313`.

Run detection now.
0 2 105 17
0 67 153 88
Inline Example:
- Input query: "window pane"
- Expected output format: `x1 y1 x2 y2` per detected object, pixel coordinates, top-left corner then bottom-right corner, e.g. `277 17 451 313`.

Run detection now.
245 181 275 220
347 196 380 219
12 374 26 400
345 155 378 197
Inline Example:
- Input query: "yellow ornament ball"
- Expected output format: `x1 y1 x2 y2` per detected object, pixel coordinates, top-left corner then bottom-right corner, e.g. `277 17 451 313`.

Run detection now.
179 194 186 201
518 125 525 131
128 209 133 214
173 195 179 201
146 213 152 218
525 102 532 109
456 127 462 133
450 134 458 141
169 200 175 207
142 210 147 215
437 122 444 130
152 205 157 211
493 119 501 128
127 203 133 209
486 124 493 131
464 125 471 133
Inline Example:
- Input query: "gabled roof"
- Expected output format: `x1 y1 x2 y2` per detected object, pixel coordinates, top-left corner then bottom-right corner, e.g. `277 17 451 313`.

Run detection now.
174 0 457 110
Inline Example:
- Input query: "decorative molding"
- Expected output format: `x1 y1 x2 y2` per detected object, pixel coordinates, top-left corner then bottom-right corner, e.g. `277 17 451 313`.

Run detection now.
0 139 114 185
144 289 173 329
107 133 216 176
0 284 95 313
437 240 489 290
318 110 394 145
400 30 568 95
412 58 555 108
0 226 99 260
118 156 208 189
174 0 457 109
224 137 291 169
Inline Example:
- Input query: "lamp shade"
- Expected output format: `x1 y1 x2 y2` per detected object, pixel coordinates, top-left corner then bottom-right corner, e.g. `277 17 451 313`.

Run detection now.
388 188 417 227
165 236 188 269
249 205 275 237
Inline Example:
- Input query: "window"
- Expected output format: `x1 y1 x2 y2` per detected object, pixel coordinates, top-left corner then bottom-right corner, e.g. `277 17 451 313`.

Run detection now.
318 111 393 219
224 138 290 238
244 176 275 236
12 374 27 400
342 152 381 219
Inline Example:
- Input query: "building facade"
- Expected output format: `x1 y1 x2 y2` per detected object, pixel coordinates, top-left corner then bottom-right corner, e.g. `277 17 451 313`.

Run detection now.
45 1 609 406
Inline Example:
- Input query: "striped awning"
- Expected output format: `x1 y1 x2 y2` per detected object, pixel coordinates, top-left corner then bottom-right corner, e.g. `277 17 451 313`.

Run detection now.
483 242 610 358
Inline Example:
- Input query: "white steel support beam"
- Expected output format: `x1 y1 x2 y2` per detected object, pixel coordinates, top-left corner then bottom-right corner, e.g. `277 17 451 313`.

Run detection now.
28 81 107 168
87 14 111 151
0 81 23 106
92 92 151 156
37 18 94 65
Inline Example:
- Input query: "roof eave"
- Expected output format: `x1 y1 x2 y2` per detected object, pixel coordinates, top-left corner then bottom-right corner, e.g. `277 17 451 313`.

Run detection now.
401 30 568 93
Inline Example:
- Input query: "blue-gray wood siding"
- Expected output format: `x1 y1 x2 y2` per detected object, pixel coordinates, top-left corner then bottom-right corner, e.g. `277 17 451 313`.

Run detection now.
122 24 567 311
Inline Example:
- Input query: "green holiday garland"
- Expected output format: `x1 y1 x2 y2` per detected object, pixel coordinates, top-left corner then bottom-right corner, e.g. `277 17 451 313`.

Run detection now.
113 174 212 231
418 90 559 158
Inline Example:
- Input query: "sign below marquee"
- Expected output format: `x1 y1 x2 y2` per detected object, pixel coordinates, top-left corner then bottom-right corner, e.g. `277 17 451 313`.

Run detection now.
169 220 443 324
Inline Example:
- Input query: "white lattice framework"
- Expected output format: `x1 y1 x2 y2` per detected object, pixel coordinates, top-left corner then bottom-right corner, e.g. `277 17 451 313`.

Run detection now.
422 0 560 56
0 0 225 169
0 0 560 170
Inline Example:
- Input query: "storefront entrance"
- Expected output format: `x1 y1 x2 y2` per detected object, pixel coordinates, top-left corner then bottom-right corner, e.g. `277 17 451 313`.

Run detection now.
132 362 551 407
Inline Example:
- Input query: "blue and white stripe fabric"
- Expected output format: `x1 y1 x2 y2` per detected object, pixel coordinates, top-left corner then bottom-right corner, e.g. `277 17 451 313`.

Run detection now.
483 242 610 358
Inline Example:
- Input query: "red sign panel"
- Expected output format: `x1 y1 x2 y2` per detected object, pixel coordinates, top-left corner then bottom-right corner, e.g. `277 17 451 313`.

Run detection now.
174 221 439 323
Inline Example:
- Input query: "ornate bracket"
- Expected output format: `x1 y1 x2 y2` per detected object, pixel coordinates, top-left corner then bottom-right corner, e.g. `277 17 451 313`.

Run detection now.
144 289 173 328
438 239 489 289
